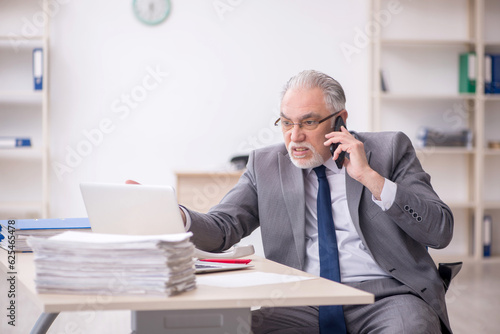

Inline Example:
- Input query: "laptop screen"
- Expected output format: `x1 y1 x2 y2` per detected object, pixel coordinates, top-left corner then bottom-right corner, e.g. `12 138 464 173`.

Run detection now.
80 183 185 235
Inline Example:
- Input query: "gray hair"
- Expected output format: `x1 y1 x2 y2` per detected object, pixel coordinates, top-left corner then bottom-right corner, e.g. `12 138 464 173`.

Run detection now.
280 70 346 114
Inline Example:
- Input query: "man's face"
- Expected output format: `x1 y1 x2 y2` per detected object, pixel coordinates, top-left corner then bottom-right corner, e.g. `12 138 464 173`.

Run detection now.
280 87 335 169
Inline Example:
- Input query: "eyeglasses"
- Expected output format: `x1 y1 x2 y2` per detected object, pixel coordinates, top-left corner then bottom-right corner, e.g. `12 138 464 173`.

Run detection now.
274 110 342 131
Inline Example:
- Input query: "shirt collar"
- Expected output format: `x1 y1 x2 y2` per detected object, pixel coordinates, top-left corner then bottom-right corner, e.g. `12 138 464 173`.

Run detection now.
304 157 344 177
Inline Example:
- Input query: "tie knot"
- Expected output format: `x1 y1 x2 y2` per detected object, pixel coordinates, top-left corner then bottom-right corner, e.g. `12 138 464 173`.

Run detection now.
313 165 327 179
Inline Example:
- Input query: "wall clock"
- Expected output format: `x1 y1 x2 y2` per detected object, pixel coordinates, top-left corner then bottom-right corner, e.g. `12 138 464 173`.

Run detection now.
132 0 171 25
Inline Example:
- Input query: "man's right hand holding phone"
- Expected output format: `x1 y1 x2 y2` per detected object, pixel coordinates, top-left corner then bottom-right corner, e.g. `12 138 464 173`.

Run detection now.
325 126 385 201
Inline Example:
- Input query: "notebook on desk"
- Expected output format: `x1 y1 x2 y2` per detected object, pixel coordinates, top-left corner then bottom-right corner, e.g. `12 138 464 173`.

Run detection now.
79 182 253 274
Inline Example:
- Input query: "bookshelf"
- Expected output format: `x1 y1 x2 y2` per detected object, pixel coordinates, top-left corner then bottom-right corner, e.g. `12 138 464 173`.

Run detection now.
371 0 500 261
0 0 50 218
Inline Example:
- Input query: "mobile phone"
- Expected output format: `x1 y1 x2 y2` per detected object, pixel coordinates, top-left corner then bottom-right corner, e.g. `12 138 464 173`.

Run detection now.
330 116 347 169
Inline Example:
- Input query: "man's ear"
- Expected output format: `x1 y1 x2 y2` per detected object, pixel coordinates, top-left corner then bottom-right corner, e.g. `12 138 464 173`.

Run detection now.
340 110 348 124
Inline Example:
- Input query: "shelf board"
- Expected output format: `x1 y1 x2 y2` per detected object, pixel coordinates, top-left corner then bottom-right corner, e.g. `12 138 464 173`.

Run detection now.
484 95 500 101
0 35 44 49
380 38 474 47
0 90 43 97
485 42 500 48
0 91 43 103
0 35 44 41
479 256 500 263
377 93 475 101
484 202 500 210
431 254 500 264
430 254 472 264
0 148 43 159
446 201 476 209
416 147 475 155
485 149 500 156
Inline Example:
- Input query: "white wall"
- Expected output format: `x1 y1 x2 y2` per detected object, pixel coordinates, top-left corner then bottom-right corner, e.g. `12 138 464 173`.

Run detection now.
48 0 371 218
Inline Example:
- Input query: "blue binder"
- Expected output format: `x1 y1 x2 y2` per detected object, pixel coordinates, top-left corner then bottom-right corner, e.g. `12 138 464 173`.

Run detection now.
485 54 500 94
483 215 492 257
33 48 43 91
0 137 31 148
0 218 90 231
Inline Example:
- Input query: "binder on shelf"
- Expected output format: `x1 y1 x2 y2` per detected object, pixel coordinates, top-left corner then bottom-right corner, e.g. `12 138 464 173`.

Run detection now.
485 54 500 94
0 218 91 252
33 48 43 91
380 69 388 92
0 137 31 148
459 52 476 93
483 215 492 257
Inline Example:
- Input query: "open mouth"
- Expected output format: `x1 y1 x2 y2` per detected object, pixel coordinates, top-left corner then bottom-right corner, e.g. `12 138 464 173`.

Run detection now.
291 146 310 158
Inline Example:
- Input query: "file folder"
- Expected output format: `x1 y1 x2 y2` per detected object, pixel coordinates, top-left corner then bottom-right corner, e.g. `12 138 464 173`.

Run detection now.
33 48 43 91
459 52 476 93
485 54 500 94
483 215 492 257
0 137 31 148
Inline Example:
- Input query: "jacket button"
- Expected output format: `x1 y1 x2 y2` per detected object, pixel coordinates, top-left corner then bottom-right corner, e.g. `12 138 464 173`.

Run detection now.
404 205 410 211
413 212 418 218
417 216 422 222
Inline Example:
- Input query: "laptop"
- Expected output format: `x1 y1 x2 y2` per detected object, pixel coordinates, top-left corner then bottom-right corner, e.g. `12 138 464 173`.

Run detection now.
79 182 253 274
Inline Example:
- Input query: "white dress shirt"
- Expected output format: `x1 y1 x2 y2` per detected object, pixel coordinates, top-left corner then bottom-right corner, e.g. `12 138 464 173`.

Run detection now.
303 158 394 282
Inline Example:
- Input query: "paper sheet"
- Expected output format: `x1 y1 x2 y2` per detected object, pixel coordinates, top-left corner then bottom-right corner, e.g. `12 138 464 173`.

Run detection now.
196 272 315 288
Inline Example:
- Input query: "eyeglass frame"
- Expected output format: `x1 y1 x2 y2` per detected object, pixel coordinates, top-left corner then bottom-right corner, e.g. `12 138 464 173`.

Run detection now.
274 109 344 131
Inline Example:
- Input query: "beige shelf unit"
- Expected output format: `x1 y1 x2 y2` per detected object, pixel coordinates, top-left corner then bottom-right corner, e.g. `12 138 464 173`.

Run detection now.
175 171 244 213
0 0 50 218
371 0 500 261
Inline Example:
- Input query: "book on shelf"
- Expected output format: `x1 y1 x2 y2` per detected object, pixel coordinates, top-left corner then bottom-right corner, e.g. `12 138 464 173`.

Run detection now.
459 52 476 93
483 215 492 257
380 69 389 92
26 231 196 296
416 127 472 148
0 218 91 252
33 48 43 91
0 137 31 149
485 54 500 94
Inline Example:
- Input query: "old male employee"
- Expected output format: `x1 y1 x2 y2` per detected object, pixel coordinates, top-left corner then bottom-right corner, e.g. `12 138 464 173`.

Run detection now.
179 70 454 333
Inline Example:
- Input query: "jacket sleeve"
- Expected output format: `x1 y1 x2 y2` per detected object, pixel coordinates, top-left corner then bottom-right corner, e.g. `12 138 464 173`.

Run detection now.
380 132 454 249
184 151 260 252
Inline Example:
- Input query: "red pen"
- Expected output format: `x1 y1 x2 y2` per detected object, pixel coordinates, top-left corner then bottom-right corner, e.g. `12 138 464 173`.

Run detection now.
199 259 252 264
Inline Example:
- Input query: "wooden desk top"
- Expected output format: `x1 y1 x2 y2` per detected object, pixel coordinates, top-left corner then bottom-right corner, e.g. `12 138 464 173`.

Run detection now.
1 252 373 314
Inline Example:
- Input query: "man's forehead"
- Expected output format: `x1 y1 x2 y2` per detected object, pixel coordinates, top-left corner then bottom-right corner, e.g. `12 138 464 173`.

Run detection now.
282 87 326 108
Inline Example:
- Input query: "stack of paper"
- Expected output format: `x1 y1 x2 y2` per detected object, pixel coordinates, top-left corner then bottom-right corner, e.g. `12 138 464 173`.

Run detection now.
27 231 196 296
0 218 91 252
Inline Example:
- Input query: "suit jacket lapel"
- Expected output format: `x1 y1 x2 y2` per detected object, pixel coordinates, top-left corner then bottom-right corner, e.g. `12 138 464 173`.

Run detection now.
278 152 306 269
346 150 371 248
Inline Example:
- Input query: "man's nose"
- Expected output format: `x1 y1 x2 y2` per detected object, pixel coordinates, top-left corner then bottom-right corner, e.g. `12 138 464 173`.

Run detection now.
290 124 305 142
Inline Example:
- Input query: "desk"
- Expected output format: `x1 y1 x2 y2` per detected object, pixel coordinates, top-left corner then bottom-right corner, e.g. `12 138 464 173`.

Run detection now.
1 253 373 333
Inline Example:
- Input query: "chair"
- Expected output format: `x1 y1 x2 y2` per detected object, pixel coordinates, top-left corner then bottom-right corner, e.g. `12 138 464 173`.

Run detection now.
438 262 463 292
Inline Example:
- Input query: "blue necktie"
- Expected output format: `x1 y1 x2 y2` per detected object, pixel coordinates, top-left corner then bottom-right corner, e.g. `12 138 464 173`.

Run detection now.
313 165 347 334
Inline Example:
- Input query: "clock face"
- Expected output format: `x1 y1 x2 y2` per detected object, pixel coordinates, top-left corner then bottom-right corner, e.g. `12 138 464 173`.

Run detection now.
133 0 171 25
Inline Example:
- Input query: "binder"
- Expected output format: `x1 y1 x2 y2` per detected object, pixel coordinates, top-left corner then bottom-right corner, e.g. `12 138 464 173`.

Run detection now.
459 52 476 93
417 127 472 148
485 54 500 94
483 215 492 257
33 48 43 90
0 218 91 252
0 218 91 231
0 137 31 148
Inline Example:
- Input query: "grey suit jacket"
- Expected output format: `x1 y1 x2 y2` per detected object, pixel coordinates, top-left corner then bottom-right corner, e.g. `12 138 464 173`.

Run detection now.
187 131 454 333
